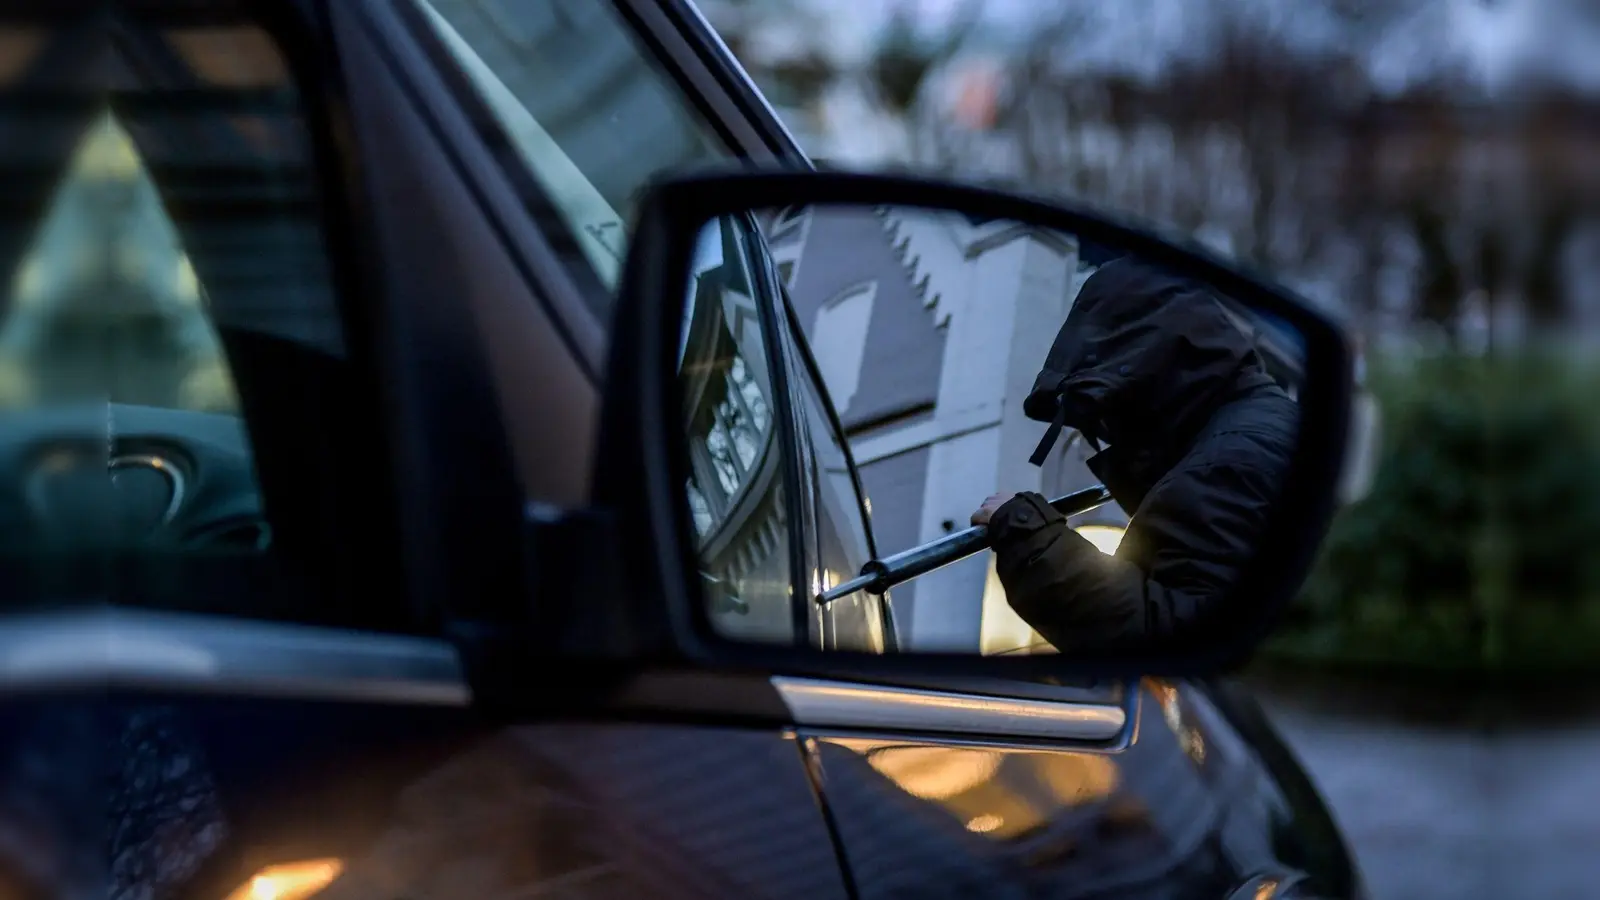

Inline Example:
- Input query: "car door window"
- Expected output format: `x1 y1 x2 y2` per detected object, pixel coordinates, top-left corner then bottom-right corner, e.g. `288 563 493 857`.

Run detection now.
0 10 412 633
778 307 891 653
406 0 728 311
678 217 801 645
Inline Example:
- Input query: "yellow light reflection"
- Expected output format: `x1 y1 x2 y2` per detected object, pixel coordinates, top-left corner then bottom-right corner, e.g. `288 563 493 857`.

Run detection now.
1144 678 1207 766
1075 525 1125 555
220 858 344 900
965 813 1003 833
1035 753 1119 806
841 738 1129 844
866 746 1002 800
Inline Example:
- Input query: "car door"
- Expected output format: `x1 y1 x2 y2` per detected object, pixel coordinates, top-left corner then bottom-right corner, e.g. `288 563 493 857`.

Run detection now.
313 3 855 900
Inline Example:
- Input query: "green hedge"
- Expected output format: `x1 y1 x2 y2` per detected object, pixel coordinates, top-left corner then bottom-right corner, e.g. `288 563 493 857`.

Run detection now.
1265 350 1600 674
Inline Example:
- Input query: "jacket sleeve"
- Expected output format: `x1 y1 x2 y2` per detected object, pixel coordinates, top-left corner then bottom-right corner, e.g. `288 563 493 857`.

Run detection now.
990 455 1278 652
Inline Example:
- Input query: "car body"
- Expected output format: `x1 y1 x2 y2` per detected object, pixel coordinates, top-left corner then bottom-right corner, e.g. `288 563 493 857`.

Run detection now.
0 0 1362 898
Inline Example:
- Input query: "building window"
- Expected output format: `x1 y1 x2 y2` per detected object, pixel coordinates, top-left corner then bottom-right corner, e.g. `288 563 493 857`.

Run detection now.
810 282 876 416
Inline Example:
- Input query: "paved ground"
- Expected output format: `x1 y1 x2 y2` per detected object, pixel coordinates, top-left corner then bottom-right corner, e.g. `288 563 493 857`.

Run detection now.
1243 671 1600 900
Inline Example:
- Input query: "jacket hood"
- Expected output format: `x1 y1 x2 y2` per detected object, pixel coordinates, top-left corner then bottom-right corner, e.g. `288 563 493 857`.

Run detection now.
1024 258 1273 462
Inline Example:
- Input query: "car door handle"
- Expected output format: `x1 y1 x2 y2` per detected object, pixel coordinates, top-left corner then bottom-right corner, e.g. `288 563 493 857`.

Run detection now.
773 676 1129 742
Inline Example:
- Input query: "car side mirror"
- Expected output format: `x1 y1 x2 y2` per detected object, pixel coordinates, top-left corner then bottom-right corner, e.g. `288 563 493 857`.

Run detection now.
594 169 1353 681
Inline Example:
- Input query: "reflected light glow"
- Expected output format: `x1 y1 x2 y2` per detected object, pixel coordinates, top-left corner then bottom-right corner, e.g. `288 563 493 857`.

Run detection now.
220 858 344 900
1075 525 1125 555
1034 753 1120 806
965 813 1003 833
866 746 1002 800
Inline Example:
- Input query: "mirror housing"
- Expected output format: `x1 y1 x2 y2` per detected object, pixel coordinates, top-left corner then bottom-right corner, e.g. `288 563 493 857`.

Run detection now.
595 169 1353 681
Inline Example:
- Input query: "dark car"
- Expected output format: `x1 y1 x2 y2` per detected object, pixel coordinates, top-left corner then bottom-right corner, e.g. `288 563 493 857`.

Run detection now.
0 1 1362 898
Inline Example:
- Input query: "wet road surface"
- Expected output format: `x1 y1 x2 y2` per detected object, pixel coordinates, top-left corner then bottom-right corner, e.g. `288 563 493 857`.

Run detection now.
1243 671 1600 900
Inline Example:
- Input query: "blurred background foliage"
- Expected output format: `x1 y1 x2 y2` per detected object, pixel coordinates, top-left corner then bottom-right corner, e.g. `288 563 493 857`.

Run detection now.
1274 350 1600 674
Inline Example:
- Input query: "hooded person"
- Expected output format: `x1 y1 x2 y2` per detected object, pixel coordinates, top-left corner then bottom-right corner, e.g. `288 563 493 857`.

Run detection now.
969 257 1300 654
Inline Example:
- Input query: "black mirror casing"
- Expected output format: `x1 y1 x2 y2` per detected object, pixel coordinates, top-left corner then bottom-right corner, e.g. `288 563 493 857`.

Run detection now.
597 168 1353 681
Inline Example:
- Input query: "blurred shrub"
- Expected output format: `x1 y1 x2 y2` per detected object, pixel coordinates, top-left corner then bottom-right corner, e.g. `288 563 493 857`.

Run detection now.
1269 350 1600 674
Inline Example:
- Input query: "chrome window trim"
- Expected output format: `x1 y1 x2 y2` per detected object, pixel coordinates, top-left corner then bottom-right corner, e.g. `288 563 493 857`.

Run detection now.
0 608 469 706
773 675 1128 741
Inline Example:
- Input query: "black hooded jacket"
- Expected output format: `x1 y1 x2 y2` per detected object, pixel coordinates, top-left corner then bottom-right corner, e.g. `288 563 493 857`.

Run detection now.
988 258 1299 653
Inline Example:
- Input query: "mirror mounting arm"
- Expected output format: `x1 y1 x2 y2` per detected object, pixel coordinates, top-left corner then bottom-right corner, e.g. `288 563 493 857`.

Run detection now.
449 504 639 716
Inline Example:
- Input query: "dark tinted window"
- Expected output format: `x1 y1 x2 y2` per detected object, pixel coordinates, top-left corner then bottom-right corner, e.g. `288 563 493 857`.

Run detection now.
0 9 400 631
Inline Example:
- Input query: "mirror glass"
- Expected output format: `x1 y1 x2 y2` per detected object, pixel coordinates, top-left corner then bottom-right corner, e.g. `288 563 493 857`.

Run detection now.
676 203 1316 657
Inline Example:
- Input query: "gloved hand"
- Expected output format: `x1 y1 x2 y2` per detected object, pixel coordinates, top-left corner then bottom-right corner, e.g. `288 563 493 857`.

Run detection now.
969 492 1018 527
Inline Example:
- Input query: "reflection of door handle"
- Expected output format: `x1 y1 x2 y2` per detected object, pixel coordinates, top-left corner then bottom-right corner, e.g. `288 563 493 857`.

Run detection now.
700 572 749 615
816 484 1112 605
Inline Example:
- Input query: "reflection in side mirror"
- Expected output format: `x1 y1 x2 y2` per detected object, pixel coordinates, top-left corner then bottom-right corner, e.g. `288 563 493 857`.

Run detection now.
629 171 1351 673
761 211 1308 657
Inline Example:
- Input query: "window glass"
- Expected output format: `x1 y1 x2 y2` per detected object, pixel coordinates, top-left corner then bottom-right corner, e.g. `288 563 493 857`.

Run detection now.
410 0 728 309
787 326 888 653
0 12 389 629
678 218 797 644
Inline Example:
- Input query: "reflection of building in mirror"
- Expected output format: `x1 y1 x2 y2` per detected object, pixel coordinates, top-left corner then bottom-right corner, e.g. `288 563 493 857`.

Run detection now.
679 221 794 644
763 204 1092 654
